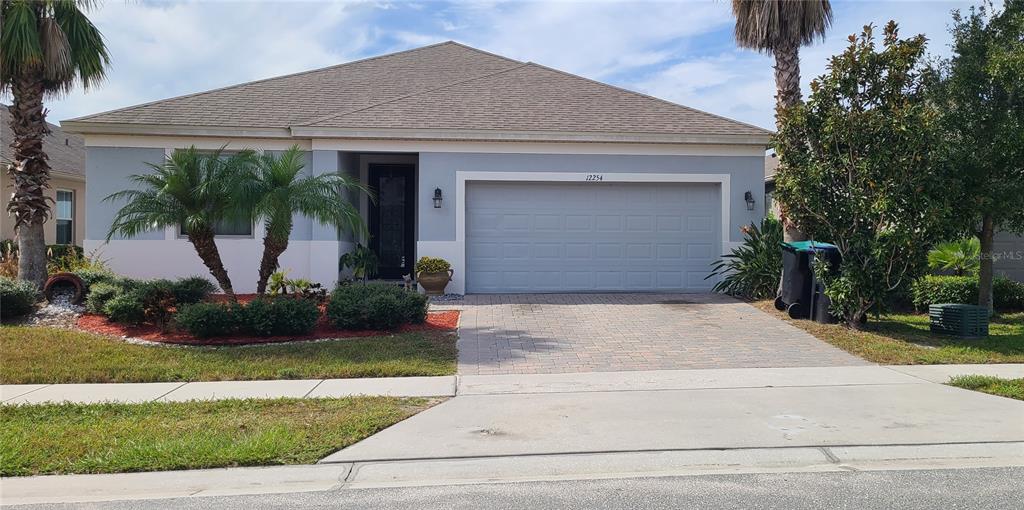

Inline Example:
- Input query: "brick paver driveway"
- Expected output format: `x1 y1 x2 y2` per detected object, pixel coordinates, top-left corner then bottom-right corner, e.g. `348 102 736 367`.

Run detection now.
450 294 867 375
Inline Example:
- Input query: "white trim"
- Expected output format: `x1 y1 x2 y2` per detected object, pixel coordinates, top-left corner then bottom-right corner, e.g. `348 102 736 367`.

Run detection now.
65 122 291 138
311 139 765 157
83 134 311 151
452 171 731 295
294 127 770 146
54 188 75 245
66 122 770 146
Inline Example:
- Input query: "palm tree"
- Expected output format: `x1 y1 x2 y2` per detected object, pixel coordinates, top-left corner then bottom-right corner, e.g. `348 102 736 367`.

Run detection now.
1 0 110 288
104 147 254 301
237 145 368 295
928 238 981 276
732 0 832 244
732 0 833 117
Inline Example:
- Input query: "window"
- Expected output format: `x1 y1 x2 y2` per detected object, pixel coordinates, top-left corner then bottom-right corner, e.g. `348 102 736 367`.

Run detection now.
180 217 253 237
56 190 74 245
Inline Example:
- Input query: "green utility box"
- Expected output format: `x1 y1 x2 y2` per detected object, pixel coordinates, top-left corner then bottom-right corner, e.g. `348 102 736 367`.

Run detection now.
928 304 990 337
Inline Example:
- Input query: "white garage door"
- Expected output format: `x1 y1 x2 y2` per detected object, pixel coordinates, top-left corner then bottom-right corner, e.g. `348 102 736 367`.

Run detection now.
465 181 721 293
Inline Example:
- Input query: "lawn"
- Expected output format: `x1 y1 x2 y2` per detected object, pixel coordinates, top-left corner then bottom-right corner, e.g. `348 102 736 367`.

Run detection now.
948 375 1024 401
752 301 1024 365
0 397 436 476
0 326 456 384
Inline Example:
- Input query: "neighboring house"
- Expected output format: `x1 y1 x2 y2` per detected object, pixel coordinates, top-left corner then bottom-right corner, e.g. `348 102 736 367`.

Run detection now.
62 42 771 294
1 105 87 246
764 155 1024 283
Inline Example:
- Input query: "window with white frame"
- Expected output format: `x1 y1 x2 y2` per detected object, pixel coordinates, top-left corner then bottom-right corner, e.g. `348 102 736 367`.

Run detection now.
56 190 74 245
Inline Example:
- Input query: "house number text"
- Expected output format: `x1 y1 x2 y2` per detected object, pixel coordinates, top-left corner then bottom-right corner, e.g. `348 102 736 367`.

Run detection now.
585 174 604 181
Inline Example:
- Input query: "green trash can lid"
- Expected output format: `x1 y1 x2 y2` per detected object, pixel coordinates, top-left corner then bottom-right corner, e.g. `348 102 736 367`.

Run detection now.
781 241 838 252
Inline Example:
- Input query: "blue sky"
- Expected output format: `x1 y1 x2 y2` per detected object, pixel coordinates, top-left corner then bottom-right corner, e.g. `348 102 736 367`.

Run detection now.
24 0 986 130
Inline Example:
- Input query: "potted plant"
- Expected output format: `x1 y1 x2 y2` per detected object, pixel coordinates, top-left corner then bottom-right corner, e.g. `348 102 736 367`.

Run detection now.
339 243 379 282
416 256 453 296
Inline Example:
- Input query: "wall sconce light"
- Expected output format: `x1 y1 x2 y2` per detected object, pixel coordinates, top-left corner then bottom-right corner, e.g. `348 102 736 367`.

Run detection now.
744 191 755 211
432 188 443 208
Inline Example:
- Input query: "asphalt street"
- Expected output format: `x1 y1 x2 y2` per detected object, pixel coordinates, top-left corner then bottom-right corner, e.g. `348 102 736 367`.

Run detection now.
9 467 1023 510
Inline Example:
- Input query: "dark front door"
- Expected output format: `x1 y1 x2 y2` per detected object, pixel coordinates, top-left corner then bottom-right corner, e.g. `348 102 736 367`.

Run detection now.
368 163 416 279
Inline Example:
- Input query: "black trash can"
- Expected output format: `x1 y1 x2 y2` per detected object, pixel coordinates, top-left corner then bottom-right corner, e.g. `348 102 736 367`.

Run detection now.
775 241 839 320
808 244 841 324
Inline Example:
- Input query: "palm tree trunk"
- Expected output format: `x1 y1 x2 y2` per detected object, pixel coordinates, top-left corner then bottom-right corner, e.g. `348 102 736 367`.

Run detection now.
256 234 289 295
6 77 53 289
978 215 995 315
187 228 236 302
774 40 807 244
774 40 803 116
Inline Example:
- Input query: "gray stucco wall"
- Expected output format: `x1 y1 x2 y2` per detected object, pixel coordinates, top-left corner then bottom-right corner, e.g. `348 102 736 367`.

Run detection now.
994 230 1024 283
417 152 765 243
86 146 167 240
87 147 333 242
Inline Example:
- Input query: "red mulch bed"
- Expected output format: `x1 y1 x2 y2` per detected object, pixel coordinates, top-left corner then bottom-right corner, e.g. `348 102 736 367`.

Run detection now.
76 310 460 346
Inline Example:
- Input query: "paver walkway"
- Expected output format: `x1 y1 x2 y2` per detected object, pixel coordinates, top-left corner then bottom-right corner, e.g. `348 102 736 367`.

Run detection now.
452 293 867 375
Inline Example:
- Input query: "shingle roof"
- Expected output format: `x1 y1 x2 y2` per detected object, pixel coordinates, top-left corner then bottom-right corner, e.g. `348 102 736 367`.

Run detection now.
305 63 769 136
65 41 771 140
2 106 85 177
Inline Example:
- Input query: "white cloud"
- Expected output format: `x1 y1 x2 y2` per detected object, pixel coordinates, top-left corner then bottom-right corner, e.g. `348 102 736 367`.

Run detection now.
37 1 376 123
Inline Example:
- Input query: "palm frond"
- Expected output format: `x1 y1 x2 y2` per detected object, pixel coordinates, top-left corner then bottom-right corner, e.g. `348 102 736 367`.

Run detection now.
1 1 44 90
928 238 980 276
51 0 109 92
706 217 784 299
732 0 833 52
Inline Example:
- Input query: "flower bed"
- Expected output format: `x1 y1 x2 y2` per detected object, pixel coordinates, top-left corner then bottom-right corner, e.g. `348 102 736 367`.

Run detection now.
76 310 459 346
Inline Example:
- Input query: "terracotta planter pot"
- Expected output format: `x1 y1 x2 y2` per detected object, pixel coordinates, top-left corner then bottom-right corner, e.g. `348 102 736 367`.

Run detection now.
418 269 453 296
43 272 86 304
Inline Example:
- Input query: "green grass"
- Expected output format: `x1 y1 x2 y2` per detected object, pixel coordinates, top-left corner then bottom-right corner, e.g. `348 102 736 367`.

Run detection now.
0 326 456 384
948 375 1024 401
752 302 1024 365
0 397 436 476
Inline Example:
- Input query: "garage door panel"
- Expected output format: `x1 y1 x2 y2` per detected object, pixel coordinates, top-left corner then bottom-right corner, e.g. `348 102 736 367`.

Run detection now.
465 181 720 293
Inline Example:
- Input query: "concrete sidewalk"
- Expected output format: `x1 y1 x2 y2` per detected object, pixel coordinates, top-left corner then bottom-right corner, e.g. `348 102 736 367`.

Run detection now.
3 364 1022 405
0 376 457 404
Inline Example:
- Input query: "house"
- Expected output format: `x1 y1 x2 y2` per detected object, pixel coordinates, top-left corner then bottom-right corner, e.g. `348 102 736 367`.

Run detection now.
2 106 86 246
62 42 771 294
764 155 1024 283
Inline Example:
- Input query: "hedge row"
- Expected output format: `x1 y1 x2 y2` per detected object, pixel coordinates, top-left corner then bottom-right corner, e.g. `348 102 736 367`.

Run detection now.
175 283 428 339
326 283 428 331
911 275 1024 311
78 271 217 327
176 298 321 338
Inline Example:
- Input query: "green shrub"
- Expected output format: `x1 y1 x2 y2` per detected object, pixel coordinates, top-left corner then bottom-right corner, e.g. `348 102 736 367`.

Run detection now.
85 283 122 314
0 277 38 319
74 269 118 290
103 292 145 325
706 217 783 299
365 293 405 330
134 280 177 330
175 302 238 338
239 297 319 337
995 278 1024 310
415 256 451 274
172 276 216 305
399 291 429 324
911 275 1024 311
327 283 426 330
